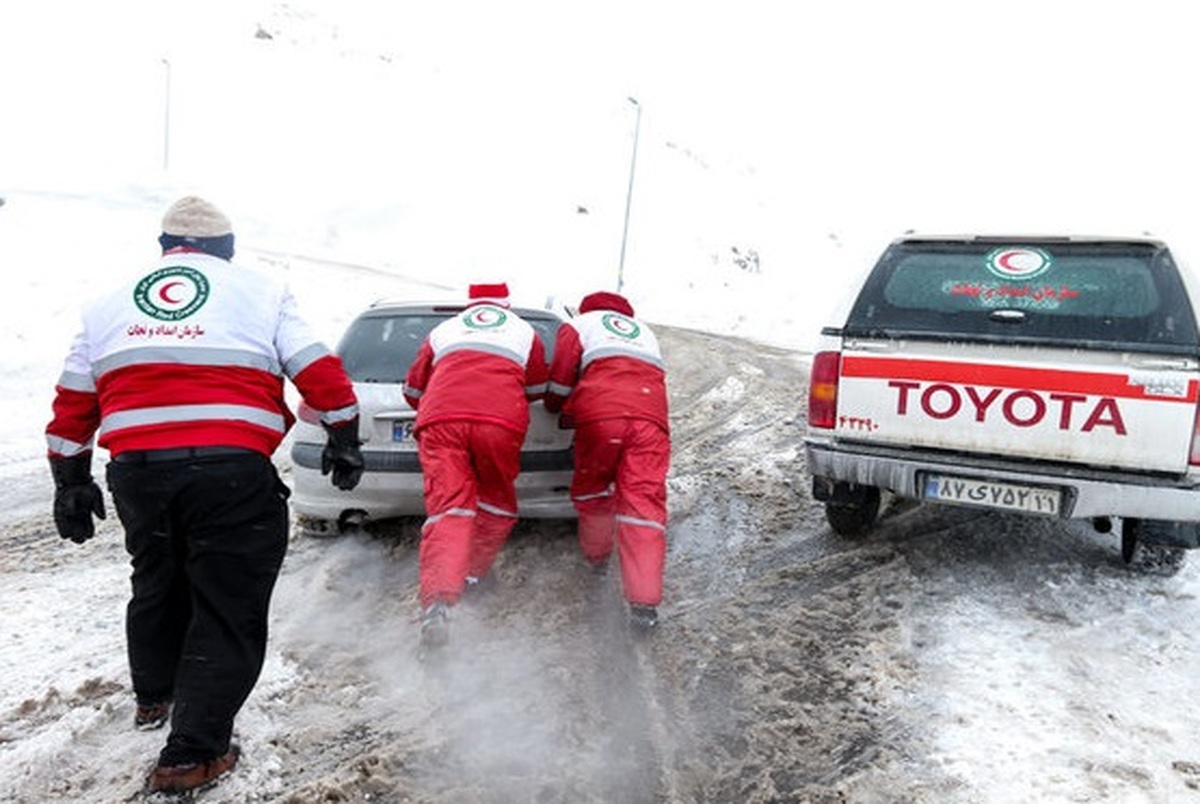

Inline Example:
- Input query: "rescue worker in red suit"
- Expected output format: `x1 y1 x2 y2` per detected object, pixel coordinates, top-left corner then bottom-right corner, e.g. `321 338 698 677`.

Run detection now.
403 282 548 648
45 196 363 795
544 291 670 629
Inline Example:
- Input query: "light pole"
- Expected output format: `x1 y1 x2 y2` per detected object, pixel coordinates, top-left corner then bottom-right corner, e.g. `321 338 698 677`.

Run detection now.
617 96 641 294
161 57 171 171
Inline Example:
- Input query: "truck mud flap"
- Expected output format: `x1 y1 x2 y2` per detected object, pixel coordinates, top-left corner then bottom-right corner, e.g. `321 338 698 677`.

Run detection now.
1130 519 1200 549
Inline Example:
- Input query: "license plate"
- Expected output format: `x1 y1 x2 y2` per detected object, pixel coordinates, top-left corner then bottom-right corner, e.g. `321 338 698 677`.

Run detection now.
921 473 1063 516
392 420 416 444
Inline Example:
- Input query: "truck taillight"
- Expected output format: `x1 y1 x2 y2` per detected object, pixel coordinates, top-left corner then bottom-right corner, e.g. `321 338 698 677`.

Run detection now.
808 351 841 429
1191 404 1200 466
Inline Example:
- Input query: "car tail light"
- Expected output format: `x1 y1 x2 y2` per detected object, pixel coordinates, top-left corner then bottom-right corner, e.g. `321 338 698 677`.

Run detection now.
808 351 841 430
1191 403 1200 466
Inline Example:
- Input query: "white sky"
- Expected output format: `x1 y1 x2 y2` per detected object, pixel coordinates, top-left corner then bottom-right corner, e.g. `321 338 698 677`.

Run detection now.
5 0 1200 308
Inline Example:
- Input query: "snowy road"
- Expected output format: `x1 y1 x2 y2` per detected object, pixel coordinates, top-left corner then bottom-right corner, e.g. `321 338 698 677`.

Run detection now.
3 326 1200 802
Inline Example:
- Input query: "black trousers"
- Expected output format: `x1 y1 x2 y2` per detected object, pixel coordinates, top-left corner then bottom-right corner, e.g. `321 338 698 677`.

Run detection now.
106 451 289 766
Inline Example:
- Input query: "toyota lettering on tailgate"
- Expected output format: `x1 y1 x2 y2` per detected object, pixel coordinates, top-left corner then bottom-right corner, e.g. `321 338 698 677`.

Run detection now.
888 380 1125 433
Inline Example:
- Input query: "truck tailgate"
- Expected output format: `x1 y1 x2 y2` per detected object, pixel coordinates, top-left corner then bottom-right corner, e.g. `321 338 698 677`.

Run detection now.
834 341 1199 474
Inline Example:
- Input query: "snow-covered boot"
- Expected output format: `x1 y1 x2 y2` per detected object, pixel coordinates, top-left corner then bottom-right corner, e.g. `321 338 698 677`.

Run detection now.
420 602 451 650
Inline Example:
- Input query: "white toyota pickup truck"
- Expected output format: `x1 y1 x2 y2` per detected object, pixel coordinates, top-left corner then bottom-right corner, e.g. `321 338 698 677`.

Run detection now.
805 235 1200 572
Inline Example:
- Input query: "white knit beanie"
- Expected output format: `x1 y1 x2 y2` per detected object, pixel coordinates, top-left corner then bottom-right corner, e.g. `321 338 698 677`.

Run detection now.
161 196 233 238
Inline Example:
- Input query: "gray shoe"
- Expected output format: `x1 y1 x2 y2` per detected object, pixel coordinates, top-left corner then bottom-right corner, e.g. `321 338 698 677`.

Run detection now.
629 604 658 630
420 602 451 650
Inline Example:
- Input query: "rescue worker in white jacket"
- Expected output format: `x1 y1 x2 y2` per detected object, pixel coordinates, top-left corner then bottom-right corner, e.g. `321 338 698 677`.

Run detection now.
545 291 670 629
45 196 363 794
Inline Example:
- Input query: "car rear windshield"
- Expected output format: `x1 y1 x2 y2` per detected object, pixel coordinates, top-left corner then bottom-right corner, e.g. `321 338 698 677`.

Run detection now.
337 310 563 384
842 239 1200 353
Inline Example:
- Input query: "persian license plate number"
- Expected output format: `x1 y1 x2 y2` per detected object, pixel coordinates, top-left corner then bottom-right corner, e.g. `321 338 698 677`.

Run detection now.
921 474 1062 516
392 420 415 444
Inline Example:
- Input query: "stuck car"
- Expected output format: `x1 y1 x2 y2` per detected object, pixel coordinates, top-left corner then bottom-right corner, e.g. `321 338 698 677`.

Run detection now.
805 234 1200 572
290 299 576 534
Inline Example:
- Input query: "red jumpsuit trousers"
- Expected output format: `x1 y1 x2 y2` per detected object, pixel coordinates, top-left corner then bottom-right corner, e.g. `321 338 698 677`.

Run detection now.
416 420 523 607
571 417 669 606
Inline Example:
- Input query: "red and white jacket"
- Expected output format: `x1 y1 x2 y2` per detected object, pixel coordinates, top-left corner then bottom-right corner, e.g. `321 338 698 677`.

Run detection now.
545 309 669 431
46 250 358 460
403 303 548 435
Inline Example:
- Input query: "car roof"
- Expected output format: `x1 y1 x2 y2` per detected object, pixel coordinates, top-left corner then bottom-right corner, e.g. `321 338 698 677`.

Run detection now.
357 299 569 320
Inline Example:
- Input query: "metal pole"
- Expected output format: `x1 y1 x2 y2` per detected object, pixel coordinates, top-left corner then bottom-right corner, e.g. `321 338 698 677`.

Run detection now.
617 96 641 293
161 58 171 171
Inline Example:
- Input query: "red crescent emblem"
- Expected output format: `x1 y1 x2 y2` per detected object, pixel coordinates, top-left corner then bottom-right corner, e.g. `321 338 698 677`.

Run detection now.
997 252 1021 273
158 281 185 304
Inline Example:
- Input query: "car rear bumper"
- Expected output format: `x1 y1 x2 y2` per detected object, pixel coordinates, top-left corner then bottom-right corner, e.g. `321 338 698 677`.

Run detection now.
805 437 1200 521
289 442 577 522
291 442 574 473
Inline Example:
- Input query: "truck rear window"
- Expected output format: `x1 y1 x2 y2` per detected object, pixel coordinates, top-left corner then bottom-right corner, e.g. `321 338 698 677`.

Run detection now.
843 239 1200 353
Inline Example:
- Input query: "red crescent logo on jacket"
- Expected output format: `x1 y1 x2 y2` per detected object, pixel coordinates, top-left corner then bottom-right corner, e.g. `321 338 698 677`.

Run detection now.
465 307 507 329
134 266 210 321
602 313 640 339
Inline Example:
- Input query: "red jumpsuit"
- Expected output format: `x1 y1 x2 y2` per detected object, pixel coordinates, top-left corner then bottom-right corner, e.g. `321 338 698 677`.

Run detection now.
403 301 548 607
545 294 670 607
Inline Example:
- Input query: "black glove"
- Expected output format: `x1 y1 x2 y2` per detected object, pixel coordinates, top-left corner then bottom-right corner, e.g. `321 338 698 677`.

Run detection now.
50 452 107 544
321 418 364 491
